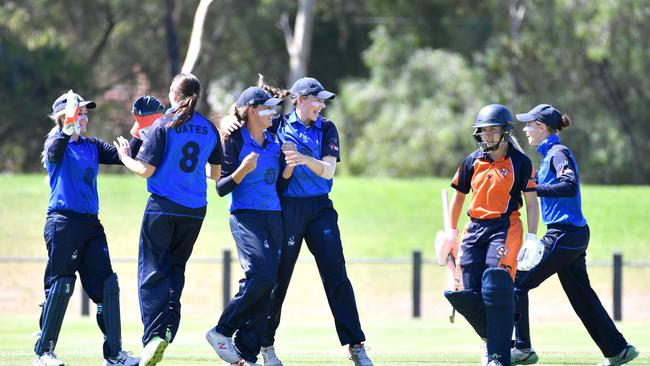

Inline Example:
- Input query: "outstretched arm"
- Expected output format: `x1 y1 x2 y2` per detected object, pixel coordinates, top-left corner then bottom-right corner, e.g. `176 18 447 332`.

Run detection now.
113 136 156 178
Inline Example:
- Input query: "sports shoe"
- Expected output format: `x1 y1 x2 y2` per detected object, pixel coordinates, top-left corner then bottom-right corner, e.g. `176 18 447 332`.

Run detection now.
481 340 488 366
349 343 373 366
487 361 503 366
34 352 63 366
206 327 241 363
511 347 539 365
230 360 262 366
597 344 639 366
139 336 168 366
260 345 283 366
104 350 140 366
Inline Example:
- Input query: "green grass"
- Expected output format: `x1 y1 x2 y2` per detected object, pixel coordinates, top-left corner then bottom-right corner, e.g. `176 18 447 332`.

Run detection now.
2 316 648 366
1 174 649 260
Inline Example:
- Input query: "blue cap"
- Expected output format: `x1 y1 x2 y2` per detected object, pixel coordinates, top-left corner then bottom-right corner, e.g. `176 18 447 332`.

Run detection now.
290 77 335 100
516 104 562 130
52 92 96 113
236 87 284 108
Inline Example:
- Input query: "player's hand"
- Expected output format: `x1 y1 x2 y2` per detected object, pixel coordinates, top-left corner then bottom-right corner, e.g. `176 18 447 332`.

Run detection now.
62 90 80 136
112 136 132 160
220 114 243 136
517 233 544 271
281 141 297 152
131 95 165 139
435 228 458 266
240 152 259 173
284 150 308 167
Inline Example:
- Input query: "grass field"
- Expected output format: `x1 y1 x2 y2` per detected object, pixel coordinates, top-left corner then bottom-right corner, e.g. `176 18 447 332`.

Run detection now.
1 174 649 260
1 316 648 366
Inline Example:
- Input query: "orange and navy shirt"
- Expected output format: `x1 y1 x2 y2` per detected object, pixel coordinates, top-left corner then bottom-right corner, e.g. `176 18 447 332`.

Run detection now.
451 145 536 220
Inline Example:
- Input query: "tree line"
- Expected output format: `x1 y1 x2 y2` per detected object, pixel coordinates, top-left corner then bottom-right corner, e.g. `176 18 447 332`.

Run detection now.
1 0 648 183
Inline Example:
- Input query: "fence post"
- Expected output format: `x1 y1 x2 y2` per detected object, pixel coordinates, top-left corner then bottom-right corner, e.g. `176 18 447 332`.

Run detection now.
613 252 622 321
223 249 231 310
81 289 90 316
412 250 422 318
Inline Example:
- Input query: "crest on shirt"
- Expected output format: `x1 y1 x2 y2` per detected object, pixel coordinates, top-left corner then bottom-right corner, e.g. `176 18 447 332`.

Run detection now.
264 167 277 184
496 245 508 259
328 137 339 152
500 168 509 177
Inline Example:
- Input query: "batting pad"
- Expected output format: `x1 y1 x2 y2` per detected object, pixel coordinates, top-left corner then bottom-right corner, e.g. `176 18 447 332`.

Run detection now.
482 268 514 366
35 276 76 355
101 272 122 358
444 289 487 339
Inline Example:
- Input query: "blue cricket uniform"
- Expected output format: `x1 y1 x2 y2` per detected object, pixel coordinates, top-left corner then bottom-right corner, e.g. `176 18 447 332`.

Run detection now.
261 110 366 347
514 134 628 357
211 127 283 363
136 112 223 345
40 129 124 358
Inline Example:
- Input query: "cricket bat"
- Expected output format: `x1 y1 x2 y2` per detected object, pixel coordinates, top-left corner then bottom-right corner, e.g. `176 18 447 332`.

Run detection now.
438 189 458 323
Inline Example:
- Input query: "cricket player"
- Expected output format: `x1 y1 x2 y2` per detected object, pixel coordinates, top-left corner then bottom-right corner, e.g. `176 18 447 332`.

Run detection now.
35 91 140 366
512 104 639 366
114 73 223 366
205 86 285 366
440 104 540 366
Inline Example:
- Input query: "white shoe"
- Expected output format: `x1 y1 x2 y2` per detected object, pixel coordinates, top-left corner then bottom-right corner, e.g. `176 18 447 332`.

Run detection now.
104 350 140 366
34 352 64 366
349 343 373 366
260 345 283 366
481 340 488 366
511 347 539 365
206 327 241 363
139 336 168 366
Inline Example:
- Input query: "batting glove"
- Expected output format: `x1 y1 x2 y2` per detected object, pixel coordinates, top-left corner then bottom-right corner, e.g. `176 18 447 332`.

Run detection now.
435 228 458 266
130 95 165 139
517 233 544 271
62 90 80 136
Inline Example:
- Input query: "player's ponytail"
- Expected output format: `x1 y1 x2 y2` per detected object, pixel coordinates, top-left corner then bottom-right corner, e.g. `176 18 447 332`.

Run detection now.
41 111 66 168
257 74 291 100
166 72 201 128
559 114 571 131
506 134 524 152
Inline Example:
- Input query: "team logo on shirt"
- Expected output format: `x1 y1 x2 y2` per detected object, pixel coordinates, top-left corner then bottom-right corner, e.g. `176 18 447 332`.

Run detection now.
328 137 339 152
264 168 277 184
500 168 509 177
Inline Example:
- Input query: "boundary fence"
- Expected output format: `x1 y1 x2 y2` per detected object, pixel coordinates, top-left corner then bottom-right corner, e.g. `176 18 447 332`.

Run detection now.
2 251 647 321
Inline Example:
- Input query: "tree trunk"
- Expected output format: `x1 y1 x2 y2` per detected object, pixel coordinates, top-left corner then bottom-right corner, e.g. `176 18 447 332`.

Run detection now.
165 0 180 78
182 0 214 73
281 0 316 85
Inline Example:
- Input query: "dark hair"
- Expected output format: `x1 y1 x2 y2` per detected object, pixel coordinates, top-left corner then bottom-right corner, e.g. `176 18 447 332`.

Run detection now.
544 114 571 133
257 74 291 101
166 72 200 128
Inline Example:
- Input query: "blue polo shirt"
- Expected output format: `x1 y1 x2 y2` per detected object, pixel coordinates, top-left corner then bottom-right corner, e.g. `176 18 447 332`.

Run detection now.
138 112 223 209
536 134 587 227
44 130 122 214
217 126 282 212
277 110 341 198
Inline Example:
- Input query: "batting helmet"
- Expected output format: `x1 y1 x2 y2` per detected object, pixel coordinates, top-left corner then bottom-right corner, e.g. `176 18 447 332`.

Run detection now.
473 104 514 131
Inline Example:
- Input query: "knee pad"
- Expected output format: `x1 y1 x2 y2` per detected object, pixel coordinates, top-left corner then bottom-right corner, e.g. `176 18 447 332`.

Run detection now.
481 268 514 365
100 273 122 357
35 276 76 355
444 290 487 339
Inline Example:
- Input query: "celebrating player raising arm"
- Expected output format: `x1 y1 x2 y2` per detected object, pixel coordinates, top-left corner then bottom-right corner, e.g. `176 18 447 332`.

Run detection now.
440 104 539 366
511 104 639 366
35 91 139 366
114 73 223 366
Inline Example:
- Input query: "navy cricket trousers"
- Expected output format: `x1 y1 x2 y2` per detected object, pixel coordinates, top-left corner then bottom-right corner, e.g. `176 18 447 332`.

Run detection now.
514 224 628 357
138 194 205 345
43 211 114 302
215 210 282 363
262 195 365 347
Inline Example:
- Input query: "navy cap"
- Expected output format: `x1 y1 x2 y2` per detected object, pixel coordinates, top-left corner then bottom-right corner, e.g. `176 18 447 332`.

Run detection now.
52 92 96 114
236 87 284 108
516 104 562 130
290 77 335 100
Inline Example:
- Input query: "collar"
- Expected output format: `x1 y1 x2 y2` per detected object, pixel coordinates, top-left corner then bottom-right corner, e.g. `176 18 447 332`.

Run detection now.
242 125 273 149
288 109 322 129
477 141 515 162
536 134 560 157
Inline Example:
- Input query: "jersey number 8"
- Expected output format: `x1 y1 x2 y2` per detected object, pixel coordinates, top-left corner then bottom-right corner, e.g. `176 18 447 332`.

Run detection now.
179 141 200 173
